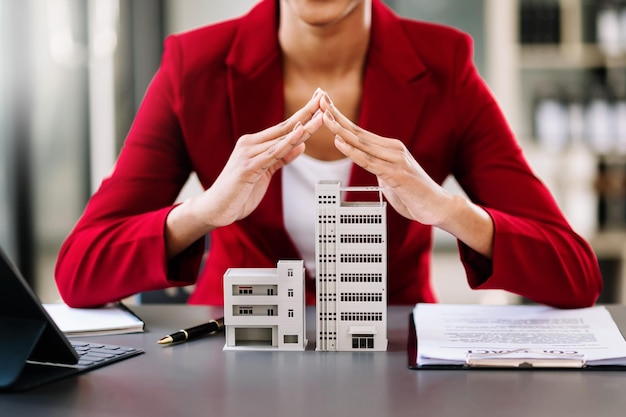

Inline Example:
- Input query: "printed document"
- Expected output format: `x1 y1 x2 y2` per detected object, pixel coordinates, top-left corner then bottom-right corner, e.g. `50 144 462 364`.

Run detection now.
413 304 626 367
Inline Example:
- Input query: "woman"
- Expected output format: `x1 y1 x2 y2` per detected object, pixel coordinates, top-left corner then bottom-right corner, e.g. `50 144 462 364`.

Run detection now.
55 0 602 308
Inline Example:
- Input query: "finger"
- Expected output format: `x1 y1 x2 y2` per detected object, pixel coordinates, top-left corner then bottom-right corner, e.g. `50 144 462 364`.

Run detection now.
320 93 361 134
235 88 323 170
251 107 323 162
235 87 325 174
291 108 323 146
259 122 309 171
285 87 324 127
265 110 321 158
252 88 324 144
320 93 382 152
333 131 383 173
322 107 399 166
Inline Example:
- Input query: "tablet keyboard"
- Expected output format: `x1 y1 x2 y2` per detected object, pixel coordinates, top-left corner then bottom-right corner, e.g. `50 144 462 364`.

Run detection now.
72 341 142 369
27 341 143 369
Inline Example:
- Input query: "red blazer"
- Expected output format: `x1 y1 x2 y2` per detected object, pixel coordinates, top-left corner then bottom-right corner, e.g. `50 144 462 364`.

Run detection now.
55 0 602 308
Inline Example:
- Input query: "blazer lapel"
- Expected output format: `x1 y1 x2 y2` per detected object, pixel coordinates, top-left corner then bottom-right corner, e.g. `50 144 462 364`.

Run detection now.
351 0 430 191
224 1 301 261
226 0 284 139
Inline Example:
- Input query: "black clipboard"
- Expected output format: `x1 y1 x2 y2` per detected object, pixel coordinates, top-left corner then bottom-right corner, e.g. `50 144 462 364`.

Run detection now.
407 312 626 370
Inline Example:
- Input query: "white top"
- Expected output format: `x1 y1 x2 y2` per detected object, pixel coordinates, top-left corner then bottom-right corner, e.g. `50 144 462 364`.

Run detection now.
282 154 352 277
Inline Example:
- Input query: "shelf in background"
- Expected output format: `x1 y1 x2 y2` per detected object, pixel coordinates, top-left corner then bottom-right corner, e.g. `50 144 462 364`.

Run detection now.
519 43 626 70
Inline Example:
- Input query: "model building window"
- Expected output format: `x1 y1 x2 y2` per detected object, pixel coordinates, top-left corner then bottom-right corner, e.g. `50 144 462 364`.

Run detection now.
288 289 294 297
238 307 253 315
288 309 294 318
237 286 252 295
352 335 374 349
341 312 383 321
287 268 293 277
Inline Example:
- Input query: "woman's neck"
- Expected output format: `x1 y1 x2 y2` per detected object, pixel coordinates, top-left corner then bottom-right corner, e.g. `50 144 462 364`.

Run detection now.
278 0 371 80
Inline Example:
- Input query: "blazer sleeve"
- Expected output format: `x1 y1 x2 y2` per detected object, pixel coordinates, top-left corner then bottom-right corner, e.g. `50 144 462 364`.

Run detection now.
55 36 205 308
447 34 602 308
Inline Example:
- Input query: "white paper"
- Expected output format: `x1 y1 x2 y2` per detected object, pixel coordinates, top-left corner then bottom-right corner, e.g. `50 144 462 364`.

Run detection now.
44 303 144 336
413 304 626 367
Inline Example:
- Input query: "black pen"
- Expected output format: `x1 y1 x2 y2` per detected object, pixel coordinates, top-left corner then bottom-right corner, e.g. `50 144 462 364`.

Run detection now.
157 317 224 345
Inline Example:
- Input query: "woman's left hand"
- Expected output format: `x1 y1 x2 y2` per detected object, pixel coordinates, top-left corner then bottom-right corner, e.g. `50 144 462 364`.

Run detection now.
319 91 494 258
320 93 452 227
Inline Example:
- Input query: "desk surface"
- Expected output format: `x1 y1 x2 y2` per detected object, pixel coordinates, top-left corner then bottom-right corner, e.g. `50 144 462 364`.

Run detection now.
2 305 626 417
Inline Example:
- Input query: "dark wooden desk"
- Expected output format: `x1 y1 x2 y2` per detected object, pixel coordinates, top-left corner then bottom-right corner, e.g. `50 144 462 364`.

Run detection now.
1 305 626 417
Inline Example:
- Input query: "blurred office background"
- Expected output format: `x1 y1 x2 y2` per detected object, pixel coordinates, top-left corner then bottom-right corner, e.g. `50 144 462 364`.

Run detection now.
1 0 625 305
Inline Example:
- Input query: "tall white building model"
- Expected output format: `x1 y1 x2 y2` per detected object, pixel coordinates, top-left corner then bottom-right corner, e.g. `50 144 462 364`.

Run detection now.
223 260 307 351
316 180 388 351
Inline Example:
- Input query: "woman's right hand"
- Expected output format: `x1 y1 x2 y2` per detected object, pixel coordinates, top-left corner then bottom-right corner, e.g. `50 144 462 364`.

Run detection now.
164 89 324 257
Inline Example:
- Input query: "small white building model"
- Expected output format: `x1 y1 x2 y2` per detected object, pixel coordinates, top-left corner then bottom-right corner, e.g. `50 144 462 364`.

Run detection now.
223 260 307 351
315 180 388 351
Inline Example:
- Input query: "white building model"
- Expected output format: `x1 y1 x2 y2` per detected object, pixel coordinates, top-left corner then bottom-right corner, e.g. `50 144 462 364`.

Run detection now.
222 180 388 352
315 180 388 351
223 260 307 351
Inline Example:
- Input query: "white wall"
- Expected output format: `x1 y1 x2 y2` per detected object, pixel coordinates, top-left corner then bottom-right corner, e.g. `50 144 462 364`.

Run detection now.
165 0 258 34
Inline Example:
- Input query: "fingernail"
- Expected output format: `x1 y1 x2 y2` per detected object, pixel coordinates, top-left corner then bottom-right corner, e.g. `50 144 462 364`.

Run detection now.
325 110 335 123
293 121 302 131
313 109 322 119
323 93 334 107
